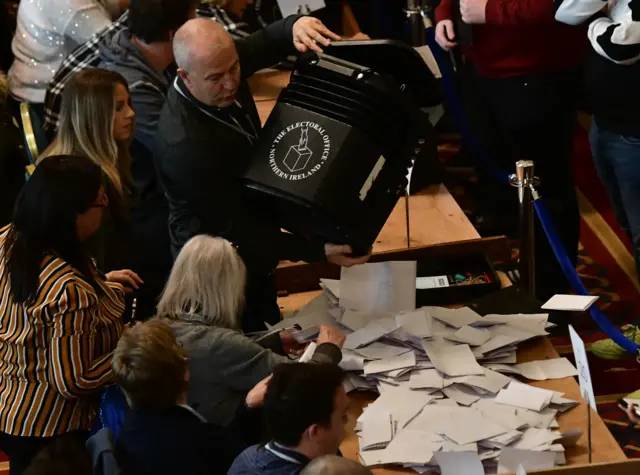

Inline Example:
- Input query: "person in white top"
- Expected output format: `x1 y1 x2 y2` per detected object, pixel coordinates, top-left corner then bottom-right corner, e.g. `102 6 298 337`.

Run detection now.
7 0 127 112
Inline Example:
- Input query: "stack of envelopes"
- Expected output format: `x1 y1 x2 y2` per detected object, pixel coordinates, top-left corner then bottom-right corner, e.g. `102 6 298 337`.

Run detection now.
272 263 582 474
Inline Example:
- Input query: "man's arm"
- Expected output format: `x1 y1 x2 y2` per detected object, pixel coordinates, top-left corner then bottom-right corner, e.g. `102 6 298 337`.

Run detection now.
554 0 606 25
235 15 301 79
589 17 640 65
159 139 325 264
435 0 455 23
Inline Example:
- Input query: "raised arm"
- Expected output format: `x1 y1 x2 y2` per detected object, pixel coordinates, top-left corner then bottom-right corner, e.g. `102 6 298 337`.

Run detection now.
60 0 112 44
588 16 640 65
48 283 123 398
554 0 607 25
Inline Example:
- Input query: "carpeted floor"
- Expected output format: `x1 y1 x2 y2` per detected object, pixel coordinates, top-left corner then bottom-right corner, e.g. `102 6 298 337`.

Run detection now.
439 121 640 458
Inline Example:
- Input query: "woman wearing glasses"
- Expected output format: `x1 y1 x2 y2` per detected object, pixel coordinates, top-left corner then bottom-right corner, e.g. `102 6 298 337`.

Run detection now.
0 155 134 475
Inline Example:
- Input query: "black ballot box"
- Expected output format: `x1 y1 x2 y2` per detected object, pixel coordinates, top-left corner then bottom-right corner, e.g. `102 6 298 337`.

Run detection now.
242 41 441 255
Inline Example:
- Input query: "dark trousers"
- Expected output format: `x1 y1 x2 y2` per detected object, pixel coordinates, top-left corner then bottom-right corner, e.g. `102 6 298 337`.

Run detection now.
0 431 88 475
466 65 581 302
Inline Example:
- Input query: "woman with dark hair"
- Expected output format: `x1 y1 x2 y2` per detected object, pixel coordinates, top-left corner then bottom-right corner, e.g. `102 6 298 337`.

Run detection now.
0 155 135 475
41 68 165 321
40 68 135 275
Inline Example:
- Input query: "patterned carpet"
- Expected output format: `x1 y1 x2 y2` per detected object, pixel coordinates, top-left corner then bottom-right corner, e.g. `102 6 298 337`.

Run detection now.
439 121 640 458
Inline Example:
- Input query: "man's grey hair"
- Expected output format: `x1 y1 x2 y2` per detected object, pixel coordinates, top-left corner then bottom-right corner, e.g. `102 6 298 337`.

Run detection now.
300 456 373 475
173 17 232 73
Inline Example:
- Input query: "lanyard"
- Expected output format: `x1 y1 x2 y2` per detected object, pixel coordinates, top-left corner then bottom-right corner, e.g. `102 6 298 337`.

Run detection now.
264 443 304 465
173 77 258 144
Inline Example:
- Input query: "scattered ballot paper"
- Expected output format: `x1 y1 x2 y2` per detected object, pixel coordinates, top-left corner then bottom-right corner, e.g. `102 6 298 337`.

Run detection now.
424 341 484 377
358 413 394 451
298 342 316 363
340 262 417 313
276 268 583 474
498 448 557 473
489 358 578 381
542 294 599 312
435 451 484 475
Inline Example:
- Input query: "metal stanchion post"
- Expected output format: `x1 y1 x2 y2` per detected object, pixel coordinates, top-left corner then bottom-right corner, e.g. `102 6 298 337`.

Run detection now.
404 0 432 46
405 189 411 248
509 160 538 297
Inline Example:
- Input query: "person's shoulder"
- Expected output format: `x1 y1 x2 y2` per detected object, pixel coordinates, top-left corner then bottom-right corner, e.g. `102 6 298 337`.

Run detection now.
228 444 264 475
170 320 244 349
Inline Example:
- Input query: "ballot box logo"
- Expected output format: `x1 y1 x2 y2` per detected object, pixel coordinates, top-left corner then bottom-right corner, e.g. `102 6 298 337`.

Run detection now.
269 121 331 181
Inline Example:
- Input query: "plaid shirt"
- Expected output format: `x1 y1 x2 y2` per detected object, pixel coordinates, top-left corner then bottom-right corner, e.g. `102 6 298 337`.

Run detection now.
43 4 251 132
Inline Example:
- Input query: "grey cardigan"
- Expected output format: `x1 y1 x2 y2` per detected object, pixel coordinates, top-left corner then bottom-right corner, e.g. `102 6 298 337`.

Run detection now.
165 318 342 427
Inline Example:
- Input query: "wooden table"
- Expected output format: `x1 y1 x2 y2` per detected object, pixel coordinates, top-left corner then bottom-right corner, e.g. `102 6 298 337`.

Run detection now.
278 290 626 473
253 63 625 473
248 69 291 126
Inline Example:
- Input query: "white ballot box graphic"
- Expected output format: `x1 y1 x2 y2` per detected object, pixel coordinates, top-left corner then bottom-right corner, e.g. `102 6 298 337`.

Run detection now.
243 42 441 253
284 126 313 172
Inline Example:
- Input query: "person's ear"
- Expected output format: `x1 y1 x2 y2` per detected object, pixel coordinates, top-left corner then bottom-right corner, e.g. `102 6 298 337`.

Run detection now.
178 68 191 89
307 424 320 441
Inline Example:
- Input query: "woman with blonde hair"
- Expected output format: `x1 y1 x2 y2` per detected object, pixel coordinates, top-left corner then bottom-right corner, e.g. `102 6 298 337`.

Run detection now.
158 234 345 445
41 68 134 208
41 68 169 319
40 68 134 276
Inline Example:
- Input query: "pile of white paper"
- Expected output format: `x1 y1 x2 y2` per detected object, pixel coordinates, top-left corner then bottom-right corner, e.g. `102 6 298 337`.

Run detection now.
275 263 582 474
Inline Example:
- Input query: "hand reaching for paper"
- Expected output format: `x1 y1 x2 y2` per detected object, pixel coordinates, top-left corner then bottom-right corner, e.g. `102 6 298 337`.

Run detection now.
246 375 272 409
317 324 346 348
292 16 341 53
280 331 306 356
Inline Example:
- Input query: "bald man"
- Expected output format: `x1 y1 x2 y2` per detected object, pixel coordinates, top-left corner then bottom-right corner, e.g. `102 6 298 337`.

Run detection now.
153 16 368 333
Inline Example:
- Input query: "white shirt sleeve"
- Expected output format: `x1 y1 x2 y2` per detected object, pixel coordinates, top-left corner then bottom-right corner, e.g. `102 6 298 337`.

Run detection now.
51 0 112 45
554 0 606 25
589 16 640 65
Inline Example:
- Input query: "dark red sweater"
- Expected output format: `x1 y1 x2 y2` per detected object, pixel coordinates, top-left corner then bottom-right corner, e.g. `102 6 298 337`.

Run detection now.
435 0 588 78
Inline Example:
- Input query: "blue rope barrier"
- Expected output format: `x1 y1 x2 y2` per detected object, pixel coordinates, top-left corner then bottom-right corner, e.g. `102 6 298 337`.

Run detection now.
424 27 511 185
534 198 639 356
416 26 638 354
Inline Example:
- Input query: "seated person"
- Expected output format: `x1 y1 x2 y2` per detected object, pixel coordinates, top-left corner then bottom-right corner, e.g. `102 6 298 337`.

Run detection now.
157 235 346 443
0 155 133 475
39 68 136 276
154 17 367 332
112 319 251 475
228 363 350 475
7 0 126 120
300 455 373 475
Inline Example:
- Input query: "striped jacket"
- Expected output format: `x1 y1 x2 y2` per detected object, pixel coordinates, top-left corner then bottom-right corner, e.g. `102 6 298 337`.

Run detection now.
555 0 640 65
0 225 125 437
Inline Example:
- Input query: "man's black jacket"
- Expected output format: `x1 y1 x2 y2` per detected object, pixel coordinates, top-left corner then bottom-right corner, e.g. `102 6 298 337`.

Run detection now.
154 16 325 276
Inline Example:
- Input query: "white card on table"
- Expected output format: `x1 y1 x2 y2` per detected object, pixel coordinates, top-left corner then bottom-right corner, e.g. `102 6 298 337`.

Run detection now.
542 294 598 311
